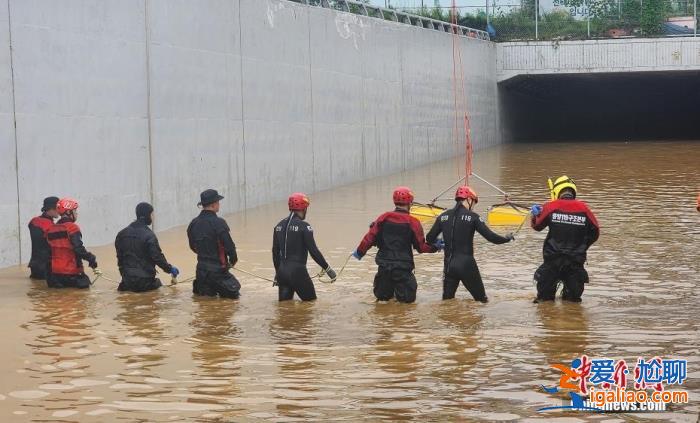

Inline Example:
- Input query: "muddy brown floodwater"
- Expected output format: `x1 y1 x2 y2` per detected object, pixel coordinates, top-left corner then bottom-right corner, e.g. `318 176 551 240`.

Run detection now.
0 141 698 422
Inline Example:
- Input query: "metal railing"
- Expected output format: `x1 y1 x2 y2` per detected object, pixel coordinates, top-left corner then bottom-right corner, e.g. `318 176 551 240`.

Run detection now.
491 0 697 41
286 0 491 40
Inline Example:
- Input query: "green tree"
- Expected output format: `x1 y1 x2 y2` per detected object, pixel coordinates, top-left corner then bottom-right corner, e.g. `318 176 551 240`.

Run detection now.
459 11 487 30
429 5 446 21
619 0 642 30
640 0 668 34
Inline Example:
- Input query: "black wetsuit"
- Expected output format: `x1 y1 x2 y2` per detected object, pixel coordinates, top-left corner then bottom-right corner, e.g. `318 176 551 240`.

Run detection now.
531 198 599 302
187 210 240 298
272 213 329 301
426 203 510 302
115 218 173 292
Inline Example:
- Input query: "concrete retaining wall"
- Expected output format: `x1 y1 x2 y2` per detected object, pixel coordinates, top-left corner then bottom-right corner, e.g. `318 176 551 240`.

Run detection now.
0 0 498 268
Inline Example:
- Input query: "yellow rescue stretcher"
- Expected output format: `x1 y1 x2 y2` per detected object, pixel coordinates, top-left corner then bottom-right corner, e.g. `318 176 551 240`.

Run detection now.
410 202 445 222
411 201 531 227
486 202 531 226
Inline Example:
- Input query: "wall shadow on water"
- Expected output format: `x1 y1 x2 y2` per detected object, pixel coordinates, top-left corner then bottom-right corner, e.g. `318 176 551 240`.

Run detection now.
499 70 700 142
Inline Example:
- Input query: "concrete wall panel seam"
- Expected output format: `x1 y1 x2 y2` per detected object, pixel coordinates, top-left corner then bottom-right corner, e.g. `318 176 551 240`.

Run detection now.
238 0 247 210
145 0 155 222
306 3 316 192
7 0 20 263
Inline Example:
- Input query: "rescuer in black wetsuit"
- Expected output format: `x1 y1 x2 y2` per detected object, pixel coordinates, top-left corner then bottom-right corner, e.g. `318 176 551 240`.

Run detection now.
27 196 60 280
114 202 179 292
530 176 600 303
426 185 514 302
352 186 439 303
186 189 240 299
272 193 336 301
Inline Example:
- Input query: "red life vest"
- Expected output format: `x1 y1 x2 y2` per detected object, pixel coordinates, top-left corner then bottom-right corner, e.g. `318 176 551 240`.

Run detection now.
29 215 53 234
28 215 55 268
46 222 82 275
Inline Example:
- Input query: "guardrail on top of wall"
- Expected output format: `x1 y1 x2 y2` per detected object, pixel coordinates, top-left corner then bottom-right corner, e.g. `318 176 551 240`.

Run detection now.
287 0 491 41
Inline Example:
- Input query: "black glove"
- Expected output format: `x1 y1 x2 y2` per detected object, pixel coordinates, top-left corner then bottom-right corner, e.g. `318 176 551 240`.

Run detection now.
89 260 98 269
325 267 337 282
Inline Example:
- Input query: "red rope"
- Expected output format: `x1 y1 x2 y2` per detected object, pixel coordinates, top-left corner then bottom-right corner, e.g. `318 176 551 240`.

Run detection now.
450 0 473 186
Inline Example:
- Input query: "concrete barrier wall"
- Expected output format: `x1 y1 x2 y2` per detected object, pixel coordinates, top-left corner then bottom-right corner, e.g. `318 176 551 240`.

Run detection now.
7 0 151 268
148 0 246 232
0 0 19 266
498 38 700 81
0 0 498 268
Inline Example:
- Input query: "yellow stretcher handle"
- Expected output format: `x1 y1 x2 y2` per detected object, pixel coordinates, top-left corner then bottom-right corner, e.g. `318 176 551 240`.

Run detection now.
547 177 555 201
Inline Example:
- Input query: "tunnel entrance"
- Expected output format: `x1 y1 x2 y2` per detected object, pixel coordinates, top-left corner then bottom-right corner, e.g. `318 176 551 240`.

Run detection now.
499 70 700 142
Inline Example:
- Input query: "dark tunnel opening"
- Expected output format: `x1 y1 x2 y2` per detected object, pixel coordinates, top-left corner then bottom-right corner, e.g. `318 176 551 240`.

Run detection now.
498 70 700 142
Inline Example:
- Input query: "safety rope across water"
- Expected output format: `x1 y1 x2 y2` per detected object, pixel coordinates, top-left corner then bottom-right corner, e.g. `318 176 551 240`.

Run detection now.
169 266 276 286
171 275 195 285
96 246 510 288
314 253 353 284
234 267 276 284
90 269 120 285
169 256 354 287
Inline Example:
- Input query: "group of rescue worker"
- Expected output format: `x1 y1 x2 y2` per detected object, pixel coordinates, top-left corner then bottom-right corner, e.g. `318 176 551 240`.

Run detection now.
27 175 602 303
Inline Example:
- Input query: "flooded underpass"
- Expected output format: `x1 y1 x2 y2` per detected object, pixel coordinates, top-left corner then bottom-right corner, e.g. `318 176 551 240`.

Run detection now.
0 141 698 421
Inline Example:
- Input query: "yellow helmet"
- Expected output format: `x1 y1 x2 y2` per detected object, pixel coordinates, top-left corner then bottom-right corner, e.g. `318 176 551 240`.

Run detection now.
548 175 577 200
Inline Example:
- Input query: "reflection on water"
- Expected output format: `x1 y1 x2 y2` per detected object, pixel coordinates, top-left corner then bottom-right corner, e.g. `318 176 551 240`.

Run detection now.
25 288 96 358
113 292 167 372
189 297 240 399
270 302 323 419
0 141 698 421
534 302 590 365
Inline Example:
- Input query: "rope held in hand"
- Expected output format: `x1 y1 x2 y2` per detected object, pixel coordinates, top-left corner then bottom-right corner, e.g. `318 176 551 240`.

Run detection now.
313 253 353 284
90 269 120 285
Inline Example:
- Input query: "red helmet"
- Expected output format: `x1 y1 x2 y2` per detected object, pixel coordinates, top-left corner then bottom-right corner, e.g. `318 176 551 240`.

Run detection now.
392 186 414 205
288 192 310 211
56 198 79 214
455 185 478 203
